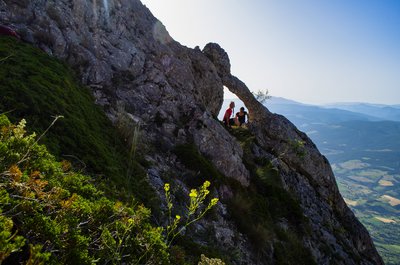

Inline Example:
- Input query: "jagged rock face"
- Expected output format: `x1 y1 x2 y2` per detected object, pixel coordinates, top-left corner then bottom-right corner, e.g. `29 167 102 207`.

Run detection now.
1 1 383 264
0 0 250 186
203 43 383 265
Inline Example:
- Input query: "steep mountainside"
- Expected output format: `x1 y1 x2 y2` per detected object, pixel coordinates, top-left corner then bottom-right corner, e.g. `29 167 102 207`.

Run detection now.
0 0 383 264
263 98 400 264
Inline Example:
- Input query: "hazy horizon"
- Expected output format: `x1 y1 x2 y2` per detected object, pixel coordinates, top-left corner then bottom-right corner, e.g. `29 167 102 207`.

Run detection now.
222 88 400 107
141 0 400 105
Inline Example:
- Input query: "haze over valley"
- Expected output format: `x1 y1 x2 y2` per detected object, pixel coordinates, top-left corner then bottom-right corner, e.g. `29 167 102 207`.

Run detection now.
221 97 400 264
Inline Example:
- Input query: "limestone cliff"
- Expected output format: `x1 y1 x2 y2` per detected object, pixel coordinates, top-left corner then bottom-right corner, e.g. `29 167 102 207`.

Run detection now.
0 0 383 264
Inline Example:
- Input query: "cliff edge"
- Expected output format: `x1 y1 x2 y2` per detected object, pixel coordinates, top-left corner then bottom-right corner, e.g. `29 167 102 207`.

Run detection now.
0 0 383 264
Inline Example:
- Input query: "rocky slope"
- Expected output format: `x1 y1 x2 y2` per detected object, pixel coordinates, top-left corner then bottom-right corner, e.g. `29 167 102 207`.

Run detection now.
1 0 383 264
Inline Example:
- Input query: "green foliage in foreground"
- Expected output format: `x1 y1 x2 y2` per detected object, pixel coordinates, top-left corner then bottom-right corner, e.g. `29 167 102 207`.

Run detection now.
0 115 169 264
0 37 116 174
164 181 218 247
0 36 156 207
0 37 225 264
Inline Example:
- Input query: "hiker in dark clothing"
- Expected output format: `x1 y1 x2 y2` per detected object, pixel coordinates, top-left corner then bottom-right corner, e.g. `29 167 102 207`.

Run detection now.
235 107 249 126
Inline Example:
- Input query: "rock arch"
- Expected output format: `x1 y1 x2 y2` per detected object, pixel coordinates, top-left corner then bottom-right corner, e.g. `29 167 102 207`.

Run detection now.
202 43 384 264
202 43 268 124
202 42 348 209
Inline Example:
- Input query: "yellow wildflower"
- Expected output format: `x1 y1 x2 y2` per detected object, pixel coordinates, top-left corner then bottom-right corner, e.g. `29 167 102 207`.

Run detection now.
164 183 170 192
203 180 211 188
189 189 198 198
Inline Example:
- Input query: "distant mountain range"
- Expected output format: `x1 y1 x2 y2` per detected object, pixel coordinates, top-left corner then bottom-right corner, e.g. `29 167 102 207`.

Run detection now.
268 97 400 122
220 97 400 123
221 96 400 264
221 97 400 166
324 102 400 122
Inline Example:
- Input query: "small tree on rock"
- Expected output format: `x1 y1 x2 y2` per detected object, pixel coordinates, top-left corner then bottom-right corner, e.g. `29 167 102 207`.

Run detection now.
253 89 271 104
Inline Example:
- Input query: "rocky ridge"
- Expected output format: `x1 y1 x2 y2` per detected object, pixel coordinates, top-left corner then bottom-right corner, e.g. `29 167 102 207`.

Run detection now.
0 0 383 264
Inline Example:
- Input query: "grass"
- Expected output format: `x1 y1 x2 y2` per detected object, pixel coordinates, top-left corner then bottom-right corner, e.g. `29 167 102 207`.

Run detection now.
0 115 169 264
0 37 116 173
0 36 157 207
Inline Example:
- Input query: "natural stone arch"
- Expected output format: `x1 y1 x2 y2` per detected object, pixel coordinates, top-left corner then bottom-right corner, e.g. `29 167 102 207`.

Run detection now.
202 43 269 124
202 42 343 207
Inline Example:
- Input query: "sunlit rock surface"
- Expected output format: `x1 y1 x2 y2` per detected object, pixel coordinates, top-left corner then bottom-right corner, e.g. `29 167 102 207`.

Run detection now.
0 0 383 264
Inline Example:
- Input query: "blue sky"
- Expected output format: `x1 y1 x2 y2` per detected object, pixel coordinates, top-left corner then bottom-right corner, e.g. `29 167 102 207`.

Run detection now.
141 0 400 105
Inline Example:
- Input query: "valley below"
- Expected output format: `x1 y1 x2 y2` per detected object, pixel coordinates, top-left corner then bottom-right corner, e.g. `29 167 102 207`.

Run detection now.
269 98 400 265
222 97 400 264
310 123 400 265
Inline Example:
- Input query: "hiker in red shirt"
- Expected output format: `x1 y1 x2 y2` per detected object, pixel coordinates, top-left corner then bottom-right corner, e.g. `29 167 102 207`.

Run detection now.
223 101 235 127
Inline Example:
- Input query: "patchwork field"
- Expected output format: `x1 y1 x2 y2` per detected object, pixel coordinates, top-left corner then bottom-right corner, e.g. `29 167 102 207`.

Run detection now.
333 160 400 265
259 97 400 264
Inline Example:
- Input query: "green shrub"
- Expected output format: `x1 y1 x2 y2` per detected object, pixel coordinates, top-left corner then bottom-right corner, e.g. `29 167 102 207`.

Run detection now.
0 36 156 208
0 115 169 264
164 181 218 247
0 214 25 262
288 139 306 158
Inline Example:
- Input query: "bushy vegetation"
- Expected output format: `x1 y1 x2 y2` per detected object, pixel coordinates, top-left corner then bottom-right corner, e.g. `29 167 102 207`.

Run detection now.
0 36 226 264
0 35 321 264
0 36 156 207
0 114 226 264
164 181 218 247
0 115 169 264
